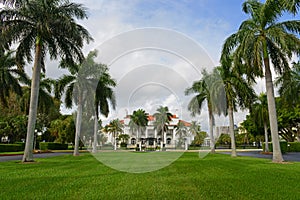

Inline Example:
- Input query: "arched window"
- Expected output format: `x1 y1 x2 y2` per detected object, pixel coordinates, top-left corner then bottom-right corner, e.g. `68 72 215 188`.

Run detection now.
166 138 171 145
157 138 161 145
131 138 136 145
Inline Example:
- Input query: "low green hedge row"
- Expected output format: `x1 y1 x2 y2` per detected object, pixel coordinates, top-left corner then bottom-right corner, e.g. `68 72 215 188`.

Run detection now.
39 142 68 150
287 142 300 152
263 142 300 153
0 144 23 152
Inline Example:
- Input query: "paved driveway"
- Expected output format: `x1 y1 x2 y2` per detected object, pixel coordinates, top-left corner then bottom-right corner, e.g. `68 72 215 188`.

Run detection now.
0 152 72 162
222 151 300 162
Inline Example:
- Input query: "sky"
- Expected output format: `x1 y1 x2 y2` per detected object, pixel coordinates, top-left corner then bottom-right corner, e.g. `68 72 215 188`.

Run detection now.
71 0 250 130
1 0 297 131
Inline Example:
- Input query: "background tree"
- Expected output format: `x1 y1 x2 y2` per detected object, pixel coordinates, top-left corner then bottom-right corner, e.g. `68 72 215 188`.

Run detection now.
175 121 188 148
55 51 105 156
153 106 173 150
0 50 25 107
217 61 255 157
252 93 270 152
129 109 149 151
221 0 300 162
0 0 92 162
105 119 124 150
185 70 225 153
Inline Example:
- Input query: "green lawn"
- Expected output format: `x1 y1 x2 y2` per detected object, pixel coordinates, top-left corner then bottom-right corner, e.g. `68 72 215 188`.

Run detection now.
0 152 299 200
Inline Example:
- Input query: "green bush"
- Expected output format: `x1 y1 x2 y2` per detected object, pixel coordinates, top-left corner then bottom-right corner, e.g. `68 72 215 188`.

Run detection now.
39 142 68 150
263 141 288 153
287 142 300 152
0 144 23 152
120 142 127 148
14 142 25 150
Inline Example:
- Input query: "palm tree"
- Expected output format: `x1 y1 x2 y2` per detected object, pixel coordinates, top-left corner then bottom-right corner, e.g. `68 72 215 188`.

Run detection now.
252 93 270 152
221 0 300 162
175 121 188 148
0 0 92 162
185 70 225 153
153 106 173 151
106 119 124 150
20 74 55 114
216 62 256 157
129 109 148 151
55 51 103 156
92 65 116 153
189 121 201 136
276 62 300 107
0 50 25 106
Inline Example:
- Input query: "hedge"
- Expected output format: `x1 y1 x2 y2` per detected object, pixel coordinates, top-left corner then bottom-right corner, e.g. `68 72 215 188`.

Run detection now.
39 142 68 150
287 142 300 152
0 144 23 152
263 141 288 153
15 142 25 150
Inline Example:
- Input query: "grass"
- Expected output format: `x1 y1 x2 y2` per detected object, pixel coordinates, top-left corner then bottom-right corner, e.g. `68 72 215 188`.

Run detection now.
0 152 299 200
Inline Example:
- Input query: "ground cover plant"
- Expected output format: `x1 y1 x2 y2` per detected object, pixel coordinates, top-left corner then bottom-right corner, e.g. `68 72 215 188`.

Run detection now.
0 152 300 199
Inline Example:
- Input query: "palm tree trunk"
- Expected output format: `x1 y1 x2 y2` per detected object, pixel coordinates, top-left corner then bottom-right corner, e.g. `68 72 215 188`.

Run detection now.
92 113 98 154
114 132 117 150
264 121 269 152
74 97 83 156
22 43 42 162
228 105 237 157
208 106 215 153
264 55 283 162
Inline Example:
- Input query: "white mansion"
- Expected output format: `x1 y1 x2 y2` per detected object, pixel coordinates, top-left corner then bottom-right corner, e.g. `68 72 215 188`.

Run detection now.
110 114 195 150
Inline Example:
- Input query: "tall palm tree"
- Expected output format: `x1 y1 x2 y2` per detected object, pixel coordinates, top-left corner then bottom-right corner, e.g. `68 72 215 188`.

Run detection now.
216 62 256 157
55 50 102 156
153 106 173 150
106 119 124 150
0 0 92 162
92 65 116 153
252 93 270 152
0 50 25 106
185 70 225 153
129 109 148 151
221 0 300 162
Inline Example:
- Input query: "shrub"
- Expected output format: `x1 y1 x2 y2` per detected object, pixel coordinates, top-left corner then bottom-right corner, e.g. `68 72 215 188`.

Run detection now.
287 142 300 152
263 141 288 153
15 142 25 150
39 142 68 150
0 144 23 152
120 142 127 148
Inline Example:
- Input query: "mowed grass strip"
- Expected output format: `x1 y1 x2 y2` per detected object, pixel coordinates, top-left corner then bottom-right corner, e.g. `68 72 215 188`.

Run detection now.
0 153 299 200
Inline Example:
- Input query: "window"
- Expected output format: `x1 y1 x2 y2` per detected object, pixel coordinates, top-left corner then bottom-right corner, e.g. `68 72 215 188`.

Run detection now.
167 138 171 145
131 138 136 145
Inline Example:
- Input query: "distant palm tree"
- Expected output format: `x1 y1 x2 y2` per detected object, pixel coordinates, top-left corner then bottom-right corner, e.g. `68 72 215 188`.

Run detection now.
0 50 25 106
21 74 55 114
185 70 226 153
129 109 149 151
0 0 92 162
189 121 201 136
175 121 188 148
153 106 173 150
252 93 270 152
221 0 300 162
106 119 124 150
276 62 300 107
